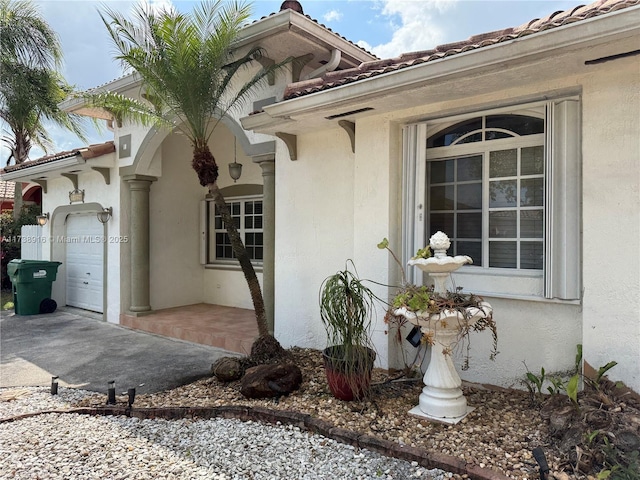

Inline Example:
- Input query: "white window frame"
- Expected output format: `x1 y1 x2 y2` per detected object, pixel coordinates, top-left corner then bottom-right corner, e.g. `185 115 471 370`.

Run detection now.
402 98 581 301
200 194 264 267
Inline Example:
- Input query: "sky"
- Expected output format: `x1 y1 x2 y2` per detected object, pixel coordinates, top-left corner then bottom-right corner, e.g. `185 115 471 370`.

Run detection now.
5 0 582 163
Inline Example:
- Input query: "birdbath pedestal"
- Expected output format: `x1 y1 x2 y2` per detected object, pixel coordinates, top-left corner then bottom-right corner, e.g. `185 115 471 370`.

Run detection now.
395 231 492 424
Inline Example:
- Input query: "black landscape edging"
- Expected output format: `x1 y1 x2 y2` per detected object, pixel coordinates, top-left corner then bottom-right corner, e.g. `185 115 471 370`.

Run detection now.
2 405 510 480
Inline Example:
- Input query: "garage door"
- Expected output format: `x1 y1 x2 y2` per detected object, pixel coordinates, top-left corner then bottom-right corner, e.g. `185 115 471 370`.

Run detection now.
66 214 104 313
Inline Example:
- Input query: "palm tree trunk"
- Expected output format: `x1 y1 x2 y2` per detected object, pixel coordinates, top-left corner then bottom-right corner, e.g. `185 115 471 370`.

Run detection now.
12 182 23 221
208 182 270 338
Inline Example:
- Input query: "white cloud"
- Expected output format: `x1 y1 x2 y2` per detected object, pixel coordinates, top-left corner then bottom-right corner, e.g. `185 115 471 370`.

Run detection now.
368 0 458 59
323 9 343 22
140 0 175 15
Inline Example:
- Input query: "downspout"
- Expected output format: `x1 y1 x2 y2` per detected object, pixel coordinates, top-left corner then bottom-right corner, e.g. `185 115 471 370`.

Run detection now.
302 49 342 80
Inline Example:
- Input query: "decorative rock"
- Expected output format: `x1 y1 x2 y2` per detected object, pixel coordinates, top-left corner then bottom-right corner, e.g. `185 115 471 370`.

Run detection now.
240 364 302 399
211 357 244 382
615 429 640 452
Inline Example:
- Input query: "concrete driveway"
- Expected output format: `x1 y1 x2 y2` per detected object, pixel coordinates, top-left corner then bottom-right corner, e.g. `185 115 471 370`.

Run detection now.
0 308 233 394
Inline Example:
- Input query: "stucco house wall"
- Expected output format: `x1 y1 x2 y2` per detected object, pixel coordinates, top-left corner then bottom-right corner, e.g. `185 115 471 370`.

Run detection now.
41 161 121 324
274 128 355 351
148 132 204 310
271 37 639 390
581 54 640 387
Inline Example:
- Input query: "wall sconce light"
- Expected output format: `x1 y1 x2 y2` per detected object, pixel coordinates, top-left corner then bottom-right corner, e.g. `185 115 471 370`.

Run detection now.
97 207 112 224
36 212 49 226
228 137 242 183
69 189 85 204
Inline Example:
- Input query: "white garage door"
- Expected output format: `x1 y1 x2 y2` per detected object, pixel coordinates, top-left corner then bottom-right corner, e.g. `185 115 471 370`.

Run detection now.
66 214 104 313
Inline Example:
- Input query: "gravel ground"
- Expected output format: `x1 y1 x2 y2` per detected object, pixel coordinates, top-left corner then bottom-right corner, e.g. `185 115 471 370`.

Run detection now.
0 348 564 479
0 388 451 480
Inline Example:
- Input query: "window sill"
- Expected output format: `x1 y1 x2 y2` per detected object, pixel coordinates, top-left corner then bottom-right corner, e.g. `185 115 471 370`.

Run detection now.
204 262 263 273
466 290 581 305
458 266 543 278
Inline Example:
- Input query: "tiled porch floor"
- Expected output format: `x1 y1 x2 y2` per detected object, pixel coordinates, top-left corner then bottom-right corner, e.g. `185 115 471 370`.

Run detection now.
120 304 259 354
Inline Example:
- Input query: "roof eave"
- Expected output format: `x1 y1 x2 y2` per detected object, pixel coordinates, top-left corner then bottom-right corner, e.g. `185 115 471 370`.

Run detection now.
237 9 376 64
243 6 640 134
60 72 142 117
1 155 85 181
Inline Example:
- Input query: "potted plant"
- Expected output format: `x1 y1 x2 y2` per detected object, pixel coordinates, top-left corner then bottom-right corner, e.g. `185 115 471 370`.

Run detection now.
319 262 377 401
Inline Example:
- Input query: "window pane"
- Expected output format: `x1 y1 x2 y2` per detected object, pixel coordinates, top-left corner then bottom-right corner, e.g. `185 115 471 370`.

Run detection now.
209 197 263 264
521 146 544 175
457 156 482 181
427 118 482 147
521 241 543 270
457 212 482 238
457 183 482 209
457 241 482 265
456 132 482 145
521 178 544 206
485 130 513 141
489 211 517 238
430 185 454 210
255 247 263 260
430 213 454 238
431 160 454 183
486 115 544 136
489 149 517 178
521 210 543 238
489 241 517 268
490 180 517 207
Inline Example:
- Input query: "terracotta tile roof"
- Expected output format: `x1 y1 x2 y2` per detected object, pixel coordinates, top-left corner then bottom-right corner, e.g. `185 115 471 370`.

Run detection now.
0 180 15 200
2 141 115 173
283 0 639 100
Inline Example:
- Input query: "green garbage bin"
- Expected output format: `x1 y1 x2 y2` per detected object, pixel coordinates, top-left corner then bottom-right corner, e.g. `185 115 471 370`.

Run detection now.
7 259 62 315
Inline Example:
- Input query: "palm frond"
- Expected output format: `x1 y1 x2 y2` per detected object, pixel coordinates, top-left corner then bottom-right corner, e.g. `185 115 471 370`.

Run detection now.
1 63 87 163
80 91 171 131
0 0 62 68
98 0 289 149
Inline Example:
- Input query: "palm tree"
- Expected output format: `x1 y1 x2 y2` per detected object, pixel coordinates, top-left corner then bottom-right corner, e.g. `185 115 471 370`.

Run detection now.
0 0 61 69
90 0 288 343
1 64 87 167
0 0 86 219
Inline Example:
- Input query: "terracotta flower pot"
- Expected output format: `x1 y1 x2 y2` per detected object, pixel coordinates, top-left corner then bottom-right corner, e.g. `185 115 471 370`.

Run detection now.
322 345 376 401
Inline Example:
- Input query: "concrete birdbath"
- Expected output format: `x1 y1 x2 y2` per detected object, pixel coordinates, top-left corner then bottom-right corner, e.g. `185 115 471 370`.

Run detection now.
394 231 492 424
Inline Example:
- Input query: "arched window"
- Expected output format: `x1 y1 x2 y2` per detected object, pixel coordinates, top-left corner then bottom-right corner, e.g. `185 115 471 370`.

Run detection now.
426 113 545 271
402 99 581 300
